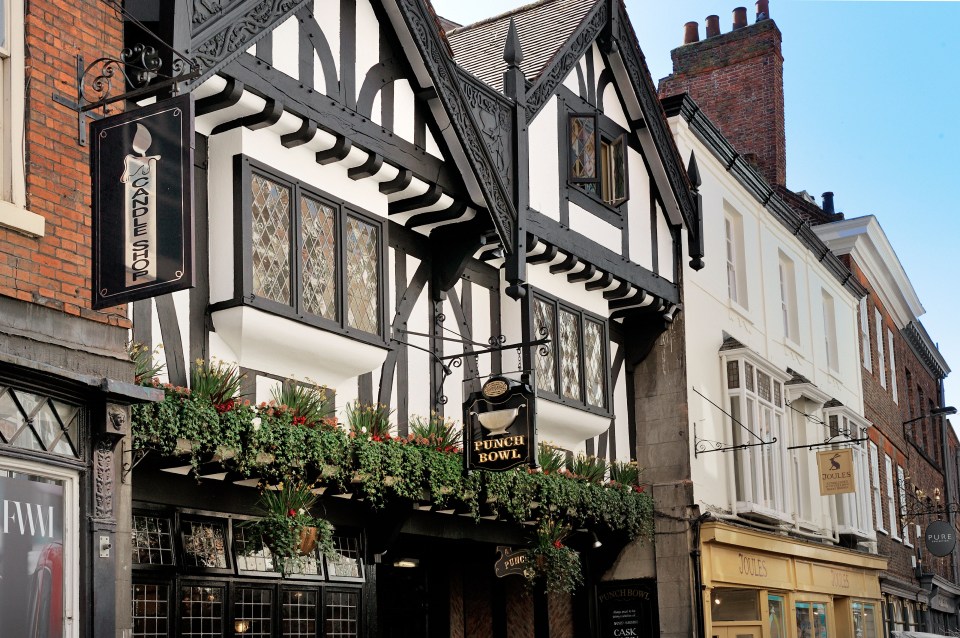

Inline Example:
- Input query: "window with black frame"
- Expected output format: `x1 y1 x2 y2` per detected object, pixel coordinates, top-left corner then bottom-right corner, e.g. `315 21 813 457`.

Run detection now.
237 157 385 342
532 292 609 412
568 114 627 207
131 509 365 638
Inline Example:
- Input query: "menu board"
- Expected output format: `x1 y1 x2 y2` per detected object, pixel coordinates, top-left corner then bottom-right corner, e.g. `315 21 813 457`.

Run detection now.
598 580 657 637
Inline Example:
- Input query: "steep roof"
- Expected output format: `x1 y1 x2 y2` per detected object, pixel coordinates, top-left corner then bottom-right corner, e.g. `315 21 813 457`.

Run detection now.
445 0 597 91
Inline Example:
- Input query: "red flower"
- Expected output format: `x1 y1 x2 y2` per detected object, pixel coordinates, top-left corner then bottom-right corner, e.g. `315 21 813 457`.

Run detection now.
292 416 308 426
214 399 235 413
287 509 297 517
633 485 645 493
553 540 563 549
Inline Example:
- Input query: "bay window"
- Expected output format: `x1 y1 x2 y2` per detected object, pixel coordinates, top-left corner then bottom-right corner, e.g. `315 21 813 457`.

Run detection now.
532 292 609 413
723 350 791 522
825 406 873 540
234 156 386 343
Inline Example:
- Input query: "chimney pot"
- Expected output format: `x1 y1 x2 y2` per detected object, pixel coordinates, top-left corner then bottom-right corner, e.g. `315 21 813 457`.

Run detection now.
705 15 720 38
732 7 747 30
822 192 835 215
683 21 700 44
756 0 769 21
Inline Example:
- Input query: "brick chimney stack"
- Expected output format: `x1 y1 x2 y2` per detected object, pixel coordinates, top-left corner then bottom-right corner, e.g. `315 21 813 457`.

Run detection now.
658 2 785 187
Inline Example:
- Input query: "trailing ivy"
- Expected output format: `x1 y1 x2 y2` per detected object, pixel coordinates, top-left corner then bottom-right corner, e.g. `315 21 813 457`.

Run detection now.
131 387 654 542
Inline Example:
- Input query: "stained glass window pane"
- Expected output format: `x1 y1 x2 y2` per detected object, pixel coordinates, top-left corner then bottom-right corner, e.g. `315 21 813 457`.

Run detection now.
234 587 272 637
181 520 228 568
570 116 596 180
584 320 605 408
346 217 379 334
133 583 169 638
301 195 337 321
233 525 277 573
133 515 176 565
327 535 363 580
559 310 581 401
325 590 360 638
180 586 223 638
282 590 318 637
612 137 626 200
534 298 556 394
251 173 292 305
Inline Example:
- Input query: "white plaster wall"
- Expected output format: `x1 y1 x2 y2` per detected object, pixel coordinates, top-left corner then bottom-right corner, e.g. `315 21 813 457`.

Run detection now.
315 0 341 83
563 59 584 95
525 261 612 318
655 204 674 283
392 79 416 149
568 201 620 251
611 340 629 461
355 0 381 106
626 148 652 271
405 253 433 419
602 83 629 130
528 97 560 220
271 15 300 80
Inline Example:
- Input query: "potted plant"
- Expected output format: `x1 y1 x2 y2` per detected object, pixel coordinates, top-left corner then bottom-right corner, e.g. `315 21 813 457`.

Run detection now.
246 481 335 575
525 517 583 594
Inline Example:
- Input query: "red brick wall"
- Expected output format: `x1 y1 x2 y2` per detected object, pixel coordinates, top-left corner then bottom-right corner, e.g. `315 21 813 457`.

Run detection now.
0 0 128 327
658 19 786 187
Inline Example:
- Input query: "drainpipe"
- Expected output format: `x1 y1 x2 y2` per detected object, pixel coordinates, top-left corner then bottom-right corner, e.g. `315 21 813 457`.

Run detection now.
692 512 711 638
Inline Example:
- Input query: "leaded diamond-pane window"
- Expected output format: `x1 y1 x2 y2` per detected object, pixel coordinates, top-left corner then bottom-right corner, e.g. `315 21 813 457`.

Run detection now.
533 292 609 413
241 159 385 341
181 519 228 569
300 195 337 321
251 174 292 305
0 386 82 458
133 515 176 565
559 310 581 401
346 217 379 334
569 115 597 182
584 320 605 408
233 525 277 574
534 298 556 394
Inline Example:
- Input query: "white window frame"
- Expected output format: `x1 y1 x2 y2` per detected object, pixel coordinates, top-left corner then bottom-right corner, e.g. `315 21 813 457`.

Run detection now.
778 251 799 345
897 465 911 546
888 329 898 404
876 310 887 389
885 454 901 541
0 456 80 637
723 348 792 524
822 290 839 373
869 441 886 533
860 297 872 372
0 0 41 237
724 207 748 310
826 407 874 540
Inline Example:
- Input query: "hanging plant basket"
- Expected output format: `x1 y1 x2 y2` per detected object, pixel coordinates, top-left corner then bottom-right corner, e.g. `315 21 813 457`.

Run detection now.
298 525 318 555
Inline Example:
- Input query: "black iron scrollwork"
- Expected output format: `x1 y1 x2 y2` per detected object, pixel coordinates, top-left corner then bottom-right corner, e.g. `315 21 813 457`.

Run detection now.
80 45 162 105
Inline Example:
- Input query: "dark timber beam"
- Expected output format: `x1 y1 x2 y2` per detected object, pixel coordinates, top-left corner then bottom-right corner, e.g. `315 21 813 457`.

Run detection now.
195 77 244 116
549 253 579 275
407 201 467 229
315 136 352 165
585 272 614 291
389 183 442 215
527 245 558 265
348 153 384 180
211 97 283 134
430 216 493 300
379 168 412 195
603 280 633 301
567 263 597 283
280 119 317 148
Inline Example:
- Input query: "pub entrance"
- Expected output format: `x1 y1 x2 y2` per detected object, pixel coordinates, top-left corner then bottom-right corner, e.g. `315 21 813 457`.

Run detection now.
378 559 430 637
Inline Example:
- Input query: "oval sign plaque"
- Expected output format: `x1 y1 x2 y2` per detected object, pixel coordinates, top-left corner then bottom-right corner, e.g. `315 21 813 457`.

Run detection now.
925 520 957 557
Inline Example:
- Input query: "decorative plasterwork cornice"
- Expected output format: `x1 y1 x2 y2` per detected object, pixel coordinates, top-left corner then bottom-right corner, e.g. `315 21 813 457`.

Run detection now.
391 0 517 252
903 320 950 380
812 215 924 329
662 93 867 300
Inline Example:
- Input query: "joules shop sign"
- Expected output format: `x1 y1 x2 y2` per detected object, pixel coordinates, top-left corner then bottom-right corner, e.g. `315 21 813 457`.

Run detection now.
91 94 194 309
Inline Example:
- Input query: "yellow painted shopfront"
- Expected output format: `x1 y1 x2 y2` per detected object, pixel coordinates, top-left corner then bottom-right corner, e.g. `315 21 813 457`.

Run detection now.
701 522 888 638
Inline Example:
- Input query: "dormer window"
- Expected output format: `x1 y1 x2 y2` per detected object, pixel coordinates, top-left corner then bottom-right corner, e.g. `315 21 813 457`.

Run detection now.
235 156 386 344
568 114 627 207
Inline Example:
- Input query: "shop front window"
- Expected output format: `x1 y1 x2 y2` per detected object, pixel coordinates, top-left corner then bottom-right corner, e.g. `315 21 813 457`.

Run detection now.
796 602 827 638
769 595 787 638
853 601 877 638
712 588 760 622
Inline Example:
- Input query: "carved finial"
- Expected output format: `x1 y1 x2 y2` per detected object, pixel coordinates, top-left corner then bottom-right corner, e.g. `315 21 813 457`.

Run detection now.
504 18 524 67
687 151 701 189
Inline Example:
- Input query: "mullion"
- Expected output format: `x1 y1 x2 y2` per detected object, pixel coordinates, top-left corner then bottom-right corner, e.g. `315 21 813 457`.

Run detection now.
337 210 348 332
551 299 562 397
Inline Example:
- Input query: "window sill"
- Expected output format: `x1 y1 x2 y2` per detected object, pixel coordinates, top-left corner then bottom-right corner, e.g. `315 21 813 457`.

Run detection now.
567 184 626 225
727 300 753 324
210 305 389 385
536 397 611 451
783 337 803 357
0 200 44 237
876 527 888 536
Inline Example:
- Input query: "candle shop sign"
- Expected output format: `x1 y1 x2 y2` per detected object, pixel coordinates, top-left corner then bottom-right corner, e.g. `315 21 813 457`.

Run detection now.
91 93 194 309
597 580 658 637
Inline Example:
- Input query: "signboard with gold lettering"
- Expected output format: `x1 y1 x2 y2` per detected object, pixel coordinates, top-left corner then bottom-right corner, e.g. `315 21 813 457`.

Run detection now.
91 94 194 309
463 376 535 471
816 448 855 495
598 580 658 638
710 547 793 590
494 546 529 578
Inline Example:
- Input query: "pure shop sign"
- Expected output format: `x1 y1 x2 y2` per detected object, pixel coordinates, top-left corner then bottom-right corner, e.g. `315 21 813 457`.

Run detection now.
925 520 957 557
91 94 194 309
463 376 535 471
816 448 855 496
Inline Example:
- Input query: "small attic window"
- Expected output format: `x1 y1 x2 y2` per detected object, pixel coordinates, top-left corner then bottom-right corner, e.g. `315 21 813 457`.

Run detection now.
568 114 627 207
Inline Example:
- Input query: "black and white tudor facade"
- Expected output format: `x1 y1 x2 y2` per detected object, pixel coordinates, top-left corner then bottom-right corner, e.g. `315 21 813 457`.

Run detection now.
128 0 702 635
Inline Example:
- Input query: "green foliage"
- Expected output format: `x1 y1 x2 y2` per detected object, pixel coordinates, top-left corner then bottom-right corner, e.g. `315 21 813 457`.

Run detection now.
345 402 393 439
127 342 165 385
409 413 462 452
190 359 244 409
537 442 565 474
270 383 335 429
609 460 642 487
525 518 582 594
567 452 607 483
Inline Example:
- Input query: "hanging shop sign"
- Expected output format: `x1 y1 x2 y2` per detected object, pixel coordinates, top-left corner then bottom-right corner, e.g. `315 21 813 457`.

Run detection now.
597 580 658 638
0 473 64 638
925 520 956 557
91 93 194 309
463 376 535 471
816 448 855 495
494 546 529 578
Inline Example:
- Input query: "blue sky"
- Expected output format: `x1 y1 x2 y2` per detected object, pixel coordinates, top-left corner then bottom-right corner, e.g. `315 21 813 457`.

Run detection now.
432 0 960 414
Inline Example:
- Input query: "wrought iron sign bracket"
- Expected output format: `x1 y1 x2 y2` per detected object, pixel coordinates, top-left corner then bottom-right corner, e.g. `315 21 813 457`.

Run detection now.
693 421 777 458
787 436 869 451
52 44 201 145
